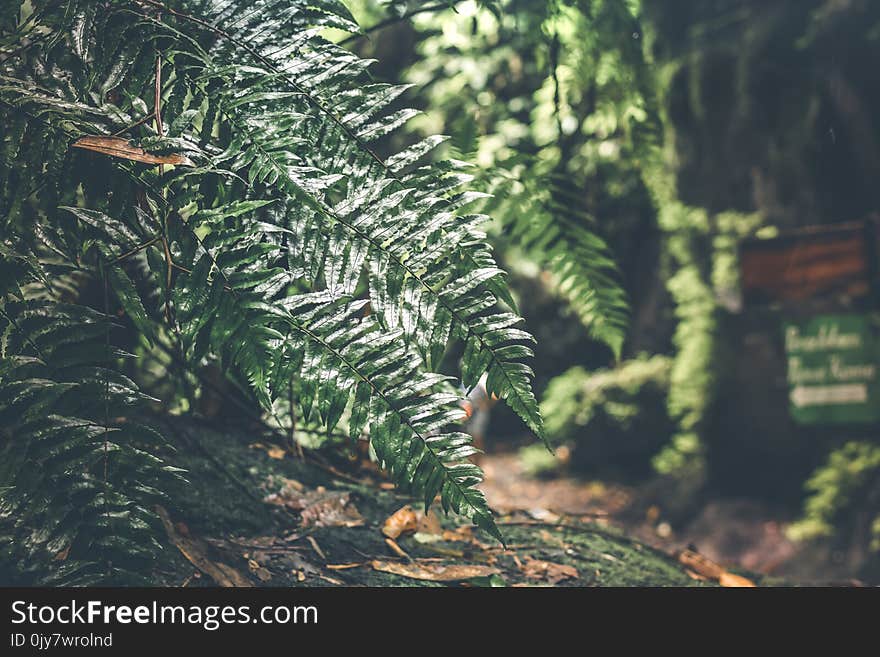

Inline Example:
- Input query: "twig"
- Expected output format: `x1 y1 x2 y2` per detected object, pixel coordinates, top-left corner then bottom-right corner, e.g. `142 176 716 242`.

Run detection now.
306 535 327 561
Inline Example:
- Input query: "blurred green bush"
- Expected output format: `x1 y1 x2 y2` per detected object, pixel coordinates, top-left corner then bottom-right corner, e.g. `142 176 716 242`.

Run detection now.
790 442 880 555
523 355 674 477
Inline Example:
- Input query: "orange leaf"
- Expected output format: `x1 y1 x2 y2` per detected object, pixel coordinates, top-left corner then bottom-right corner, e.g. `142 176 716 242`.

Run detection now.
719 572 757 588
72 135 193 166
677 549 756 587
382 504 420 539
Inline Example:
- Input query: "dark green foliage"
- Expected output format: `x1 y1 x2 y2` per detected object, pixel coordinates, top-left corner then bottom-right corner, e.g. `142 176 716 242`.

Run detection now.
1 0 546 578
790 442 880 550
534 355 673 476
402 1 635 358
0 287 184 584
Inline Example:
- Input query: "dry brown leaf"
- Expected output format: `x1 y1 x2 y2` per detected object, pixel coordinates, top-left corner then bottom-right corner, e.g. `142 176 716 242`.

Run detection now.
382 504 442 539
306 535 327 561
519 557 579 584
677 549 724 579
72 135 194 166
156 506 252 587
250 444 291 461
370 560 498 582
719 572 757 588
266 446 286 459
677 549 756 587
384 537 410 559
382 505 419 539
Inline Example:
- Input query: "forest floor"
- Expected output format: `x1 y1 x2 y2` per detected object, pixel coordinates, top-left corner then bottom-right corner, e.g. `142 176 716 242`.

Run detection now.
148 416 775 587
479 453 866 585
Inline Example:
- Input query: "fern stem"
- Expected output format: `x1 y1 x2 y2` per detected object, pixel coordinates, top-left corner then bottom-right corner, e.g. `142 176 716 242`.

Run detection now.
112 112 155 137
110 235 162 264
338 2 453 46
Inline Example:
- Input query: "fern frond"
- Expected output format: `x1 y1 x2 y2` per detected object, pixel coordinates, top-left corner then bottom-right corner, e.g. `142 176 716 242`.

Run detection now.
0 0 553 546
0 293 182 585
490 169 630 359
139 1 546 440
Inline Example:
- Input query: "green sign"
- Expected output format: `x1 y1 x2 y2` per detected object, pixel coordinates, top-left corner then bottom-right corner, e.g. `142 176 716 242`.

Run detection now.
784 314 880 425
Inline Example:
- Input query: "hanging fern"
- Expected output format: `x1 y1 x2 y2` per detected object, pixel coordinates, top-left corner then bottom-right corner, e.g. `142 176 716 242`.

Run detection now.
1 0 547 575
396 0 632 359
490 169 629 359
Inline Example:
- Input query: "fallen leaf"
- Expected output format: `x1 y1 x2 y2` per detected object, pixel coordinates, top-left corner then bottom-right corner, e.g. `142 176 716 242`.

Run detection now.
266 446 286 459
519 557 578 584
370 560 499 582
677 549 756 587
719 572 757 588
677 549 724 579
156 506 252 587
306 535 327 561
382 505 419 539
72 135 193 166
684 569 708 581
382 504 442 539
384 537 410 559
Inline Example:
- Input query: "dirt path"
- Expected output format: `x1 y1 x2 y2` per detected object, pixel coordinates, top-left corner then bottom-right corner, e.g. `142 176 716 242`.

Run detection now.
479 452 802 580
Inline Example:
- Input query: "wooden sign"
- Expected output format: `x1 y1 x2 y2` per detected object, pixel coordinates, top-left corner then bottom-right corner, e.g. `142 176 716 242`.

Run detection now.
784 314 880 425
740 219 878 306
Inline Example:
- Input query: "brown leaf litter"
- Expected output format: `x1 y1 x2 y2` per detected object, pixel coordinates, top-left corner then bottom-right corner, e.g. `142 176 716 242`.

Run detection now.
263 479 364 528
